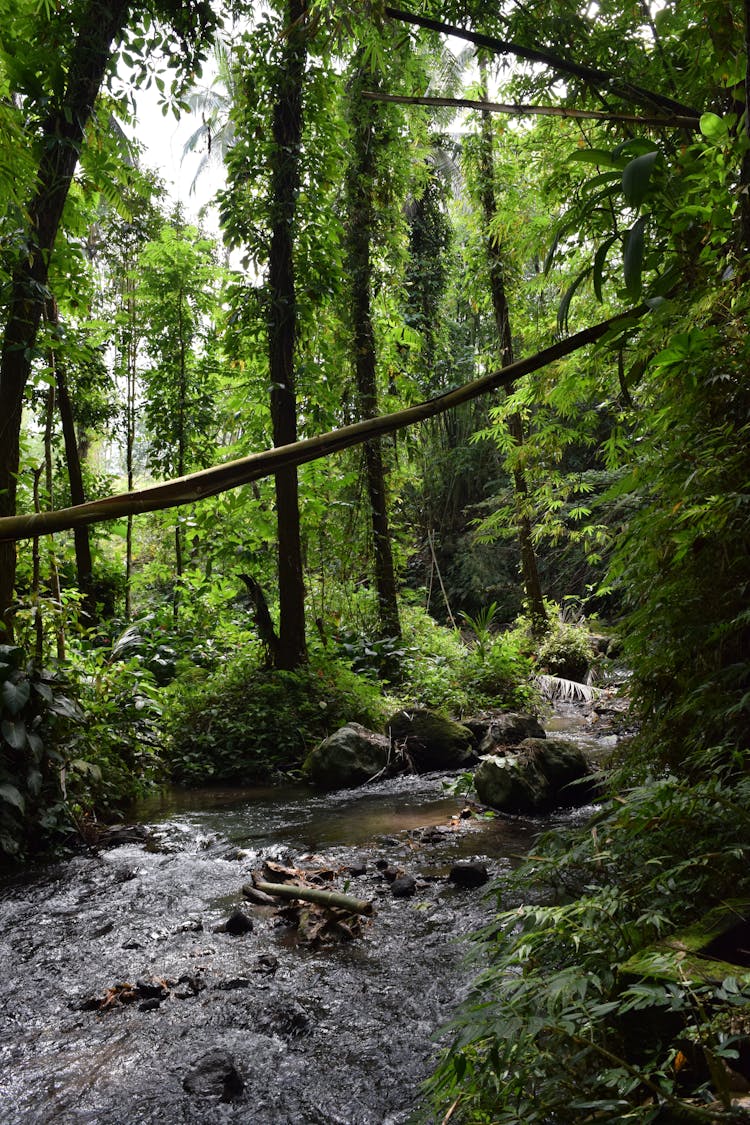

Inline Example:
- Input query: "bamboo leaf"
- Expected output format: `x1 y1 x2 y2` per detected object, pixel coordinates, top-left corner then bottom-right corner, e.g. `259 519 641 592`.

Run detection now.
593 235 620 302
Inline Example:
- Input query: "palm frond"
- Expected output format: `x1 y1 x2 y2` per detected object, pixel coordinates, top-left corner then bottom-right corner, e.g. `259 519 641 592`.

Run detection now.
534 674 600 703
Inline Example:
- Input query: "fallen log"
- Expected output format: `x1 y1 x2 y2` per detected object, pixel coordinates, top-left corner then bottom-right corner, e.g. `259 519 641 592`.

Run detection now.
253 880 374 916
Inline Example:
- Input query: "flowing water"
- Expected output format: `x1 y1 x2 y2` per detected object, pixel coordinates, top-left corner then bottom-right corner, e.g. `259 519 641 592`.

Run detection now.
0 708 610 1125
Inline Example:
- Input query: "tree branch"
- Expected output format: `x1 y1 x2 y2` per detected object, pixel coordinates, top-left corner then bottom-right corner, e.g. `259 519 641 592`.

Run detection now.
384 6 700 119
361 90 699 131
0 307 648 542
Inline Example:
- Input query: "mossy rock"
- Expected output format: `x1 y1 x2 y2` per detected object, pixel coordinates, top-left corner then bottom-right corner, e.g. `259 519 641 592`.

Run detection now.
621 900 750 986
475 738 596 814
302 723 390 790
386 708 476 772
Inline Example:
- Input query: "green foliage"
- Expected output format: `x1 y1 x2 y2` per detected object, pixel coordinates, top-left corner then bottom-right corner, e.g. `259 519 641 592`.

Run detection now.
533 612 597 684
0 644 85 859
426 768 750 1124
164 653 389 784
334 628 414 683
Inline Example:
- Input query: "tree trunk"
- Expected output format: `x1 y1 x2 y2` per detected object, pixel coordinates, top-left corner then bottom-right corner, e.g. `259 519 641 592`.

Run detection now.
0 0 131 641
45 300 97 625
477 61 548 637
267 0 308 669
346 67 402 640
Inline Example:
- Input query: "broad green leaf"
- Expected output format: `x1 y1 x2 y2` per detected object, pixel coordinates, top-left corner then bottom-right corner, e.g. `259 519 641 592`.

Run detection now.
0 783 24 812
1 678 31 716
623 216 647 299
700 112 729 144
593 234 620 302
568 148 620 168
622 151 658 208
557 267 592 334
2 718 27 750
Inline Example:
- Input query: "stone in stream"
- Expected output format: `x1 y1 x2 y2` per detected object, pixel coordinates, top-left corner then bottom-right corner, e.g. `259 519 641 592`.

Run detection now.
474 738 597 814
386 708 476 772
448 862 489 889
302 722 391 789
215 909 254 936
476 712 546 753
391 875 417 898
183 1049 245 1101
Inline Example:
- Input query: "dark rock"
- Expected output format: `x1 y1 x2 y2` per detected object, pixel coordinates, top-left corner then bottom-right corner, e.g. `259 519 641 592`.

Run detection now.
449 862 489 888
374 858 390 871
478 713 546 754
302 723 390 790
382 866 400 883
391 875 417 898
138 997 162 1011
347 862 367 877
215 977 252 990
90 920 115 938
136 978 168 999
252 953 279 975
387 708 476 772
223 910 254 936
183 1049 244 1102
257 999 310 1038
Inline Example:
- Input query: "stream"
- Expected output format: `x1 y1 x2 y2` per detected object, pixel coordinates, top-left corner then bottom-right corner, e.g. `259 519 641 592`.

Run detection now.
0 705 615 1124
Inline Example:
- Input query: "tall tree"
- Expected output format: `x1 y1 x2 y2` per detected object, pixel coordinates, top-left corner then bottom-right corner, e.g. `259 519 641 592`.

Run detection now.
345 62 402 640
473 58 547 635
0 0 217 641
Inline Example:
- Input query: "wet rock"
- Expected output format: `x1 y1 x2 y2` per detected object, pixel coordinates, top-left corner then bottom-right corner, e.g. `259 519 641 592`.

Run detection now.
257 999 311 1038
391 875 417 898
387 708 476 772
475 738 596 814
449 862 489 889
374 858 390 871
347 861 367 877
477 713 546 754
215 909 254 936
183 1049 244 1102
302 723 390 790
382 866 400 883
138 997 162 1012
252 953 279 975
136 978 169 999
215 977 252 990
176 917 203 933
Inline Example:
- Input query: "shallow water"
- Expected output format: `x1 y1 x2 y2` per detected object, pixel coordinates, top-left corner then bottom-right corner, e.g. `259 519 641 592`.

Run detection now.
0 742 601 1124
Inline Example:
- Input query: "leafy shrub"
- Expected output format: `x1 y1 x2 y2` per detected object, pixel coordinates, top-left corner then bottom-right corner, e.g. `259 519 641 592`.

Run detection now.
425 766 750 1124
464 633 536 710
0 645 85 859
334 629 415 682
165 653 389 784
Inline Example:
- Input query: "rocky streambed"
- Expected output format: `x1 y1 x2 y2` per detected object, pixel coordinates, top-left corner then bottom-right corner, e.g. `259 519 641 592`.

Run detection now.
0 702 620 1124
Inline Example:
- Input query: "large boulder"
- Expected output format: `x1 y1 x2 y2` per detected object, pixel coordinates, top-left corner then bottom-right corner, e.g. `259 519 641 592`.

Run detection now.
386 708 476 772
474 737 597 814
477 712 546 754
303 723 390 790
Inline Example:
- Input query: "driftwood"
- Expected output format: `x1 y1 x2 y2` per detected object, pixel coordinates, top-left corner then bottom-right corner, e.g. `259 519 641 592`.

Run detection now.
253 879 374 917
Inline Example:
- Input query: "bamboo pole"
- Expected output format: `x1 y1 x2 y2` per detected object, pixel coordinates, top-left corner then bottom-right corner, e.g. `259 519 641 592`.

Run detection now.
253 880 374 916
0 306 646 543
361 91 699 131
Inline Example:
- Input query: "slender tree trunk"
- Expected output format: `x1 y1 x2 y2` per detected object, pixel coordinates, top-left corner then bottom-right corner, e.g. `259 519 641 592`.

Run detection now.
42 387 65 661
477 60 548 637
345 67 402 639
45 299 96 625
125 277 136 620
174 288 187 622
0 0 131 642
267 0 308 669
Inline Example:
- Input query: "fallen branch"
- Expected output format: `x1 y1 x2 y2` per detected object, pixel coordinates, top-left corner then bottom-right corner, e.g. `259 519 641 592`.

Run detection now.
253 879 374 916
0 305 647 542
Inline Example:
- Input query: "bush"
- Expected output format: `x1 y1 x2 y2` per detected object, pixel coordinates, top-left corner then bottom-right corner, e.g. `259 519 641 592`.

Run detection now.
164 653 389 784
425 765 750 1124
534 615 596 683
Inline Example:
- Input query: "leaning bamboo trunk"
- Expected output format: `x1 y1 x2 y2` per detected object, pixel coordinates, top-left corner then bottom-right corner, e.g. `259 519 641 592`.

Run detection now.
252 880 374 916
